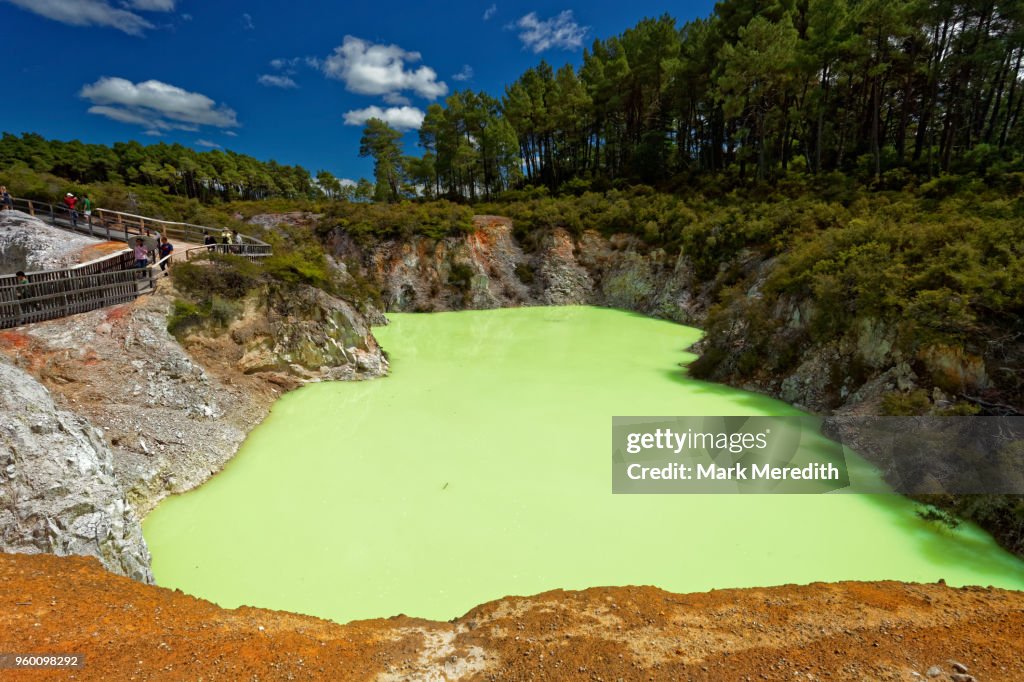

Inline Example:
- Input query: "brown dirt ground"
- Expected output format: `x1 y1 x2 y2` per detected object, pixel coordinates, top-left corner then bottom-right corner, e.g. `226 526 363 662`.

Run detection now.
0 554 1021 681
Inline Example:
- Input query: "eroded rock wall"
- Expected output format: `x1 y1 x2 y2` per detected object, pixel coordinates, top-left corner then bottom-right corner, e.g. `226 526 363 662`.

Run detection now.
0 358 151 580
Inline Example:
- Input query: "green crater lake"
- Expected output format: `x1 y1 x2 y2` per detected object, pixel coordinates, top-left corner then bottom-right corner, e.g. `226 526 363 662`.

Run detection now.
143 306 1024 623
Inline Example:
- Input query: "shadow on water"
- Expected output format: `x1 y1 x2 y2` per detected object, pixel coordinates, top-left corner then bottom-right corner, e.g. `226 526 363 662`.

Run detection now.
853 493 1024 580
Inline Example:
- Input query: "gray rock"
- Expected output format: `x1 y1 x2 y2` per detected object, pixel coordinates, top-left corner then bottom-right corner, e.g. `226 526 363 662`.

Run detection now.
949 674 975 682
950 662 968 674
926 666 943 678
0 357 152 581
0 210 101 274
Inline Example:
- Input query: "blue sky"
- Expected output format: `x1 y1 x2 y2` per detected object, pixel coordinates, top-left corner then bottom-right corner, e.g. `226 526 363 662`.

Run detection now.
0 0 715 182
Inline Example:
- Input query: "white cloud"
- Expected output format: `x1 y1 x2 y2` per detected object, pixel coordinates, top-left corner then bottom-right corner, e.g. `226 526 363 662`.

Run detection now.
258 74 298 89
515 10 587 53
85 104 193 131
195 139 221 148
343 105 425 131
339 178 356 187
3 0 167 35
241 12 254 30
126 0 174 9
224 131 238 137
180 12 191 21
483 4 496 20
270 57 301 73
452 65 473 82
322 36 447 100
80 77 239 134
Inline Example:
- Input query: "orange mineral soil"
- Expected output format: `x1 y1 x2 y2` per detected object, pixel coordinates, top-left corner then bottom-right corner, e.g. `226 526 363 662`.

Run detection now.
1 553 1021 681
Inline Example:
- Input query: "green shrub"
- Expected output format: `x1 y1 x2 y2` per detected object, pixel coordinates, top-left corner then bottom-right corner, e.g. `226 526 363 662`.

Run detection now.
880 389 932 416
170 256 261 300
167 299 205 337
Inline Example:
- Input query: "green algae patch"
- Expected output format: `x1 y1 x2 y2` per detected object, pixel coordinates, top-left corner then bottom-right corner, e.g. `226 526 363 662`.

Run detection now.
143 307 1024 623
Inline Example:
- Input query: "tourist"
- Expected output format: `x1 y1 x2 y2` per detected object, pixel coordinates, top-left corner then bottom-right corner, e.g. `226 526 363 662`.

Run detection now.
232 230 243 254
220 228 231 251
204 230 216 252
133 238 148 270
82 194 93 222
14 271 30 299
14 270 34 321
0 186 12 211
63 192 78 227
158 237 174 273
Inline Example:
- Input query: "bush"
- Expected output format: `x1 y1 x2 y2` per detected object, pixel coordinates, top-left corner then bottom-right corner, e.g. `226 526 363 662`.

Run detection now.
263 251 332 290
318 200 474 242
170 256 261 300
880 390 932 416
166 299 204 337
166 296 242 338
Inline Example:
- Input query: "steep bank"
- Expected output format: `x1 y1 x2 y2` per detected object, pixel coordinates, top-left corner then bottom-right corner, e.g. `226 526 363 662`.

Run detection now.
4 552 1022 681
0 359 150 581
0 276 386 578
322 215 705 323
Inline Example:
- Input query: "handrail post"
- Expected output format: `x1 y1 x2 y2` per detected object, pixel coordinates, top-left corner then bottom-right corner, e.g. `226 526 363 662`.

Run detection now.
27 200 34 216
88 214 94 237
49 204 55 223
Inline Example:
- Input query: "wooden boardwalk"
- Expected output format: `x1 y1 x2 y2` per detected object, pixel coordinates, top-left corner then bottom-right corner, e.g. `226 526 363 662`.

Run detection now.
0 197 272 329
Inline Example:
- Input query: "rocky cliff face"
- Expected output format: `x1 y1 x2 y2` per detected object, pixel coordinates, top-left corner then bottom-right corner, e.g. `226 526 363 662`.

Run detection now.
0 275 387 578
0 358 151 581
325 216 709 325
325 215 1008 417
198 283 388 388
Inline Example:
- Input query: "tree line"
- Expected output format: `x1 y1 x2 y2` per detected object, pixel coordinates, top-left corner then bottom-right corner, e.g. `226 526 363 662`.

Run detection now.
365 0 1023 201
0 132 367 203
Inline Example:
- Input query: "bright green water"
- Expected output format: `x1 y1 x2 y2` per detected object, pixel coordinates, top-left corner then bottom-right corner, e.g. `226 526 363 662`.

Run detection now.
143 306 1024 623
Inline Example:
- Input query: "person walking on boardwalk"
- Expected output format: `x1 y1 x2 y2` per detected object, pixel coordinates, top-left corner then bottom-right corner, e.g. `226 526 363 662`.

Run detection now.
14 271 33 322
158 236 174 273
133 238 148 270
14 271 30 299
232 229 243 254
82 194 93 222
0 186 11 211
63 192 78 227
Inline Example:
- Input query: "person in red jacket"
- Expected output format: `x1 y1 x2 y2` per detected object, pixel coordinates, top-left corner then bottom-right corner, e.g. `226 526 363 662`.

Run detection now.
63 192 78 227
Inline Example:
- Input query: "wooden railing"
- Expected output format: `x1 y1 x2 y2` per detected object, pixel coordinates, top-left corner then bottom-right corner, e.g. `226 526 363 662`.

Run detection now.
0 248 171 330
8 197 270 249
0 197 273 328
185 243 273 263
